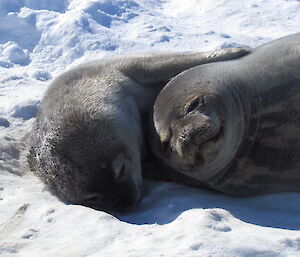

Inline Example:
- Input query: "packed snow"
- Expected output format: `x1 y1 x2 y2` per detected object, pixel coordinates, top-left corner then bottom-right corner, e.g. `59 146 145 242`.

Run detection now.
1 0 300 256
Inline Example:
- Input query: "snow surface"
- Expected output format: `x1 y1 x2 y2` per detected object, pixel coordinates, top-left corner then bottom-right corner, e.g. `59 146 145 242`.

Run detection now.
1 0 300 256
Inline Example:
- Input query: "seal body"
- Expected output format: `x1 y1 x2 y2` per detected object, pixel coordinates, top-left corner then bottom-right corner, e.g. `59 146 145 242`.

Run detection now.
27 48 250 212
152 33 300 196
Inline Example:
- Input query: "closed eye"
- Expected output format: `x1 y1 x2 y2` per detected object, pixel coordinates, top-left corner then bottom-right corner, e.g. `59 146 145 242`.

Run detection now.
114 163 126 181
118 164 126 179
84 193 99 202
186 97 200 114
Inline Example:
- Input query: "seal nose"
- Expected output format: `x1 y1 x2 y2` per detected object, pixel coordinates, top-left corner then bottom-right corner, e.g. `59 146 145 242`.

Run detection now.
80 189 139 212
176 130 190 158
173 113 221 161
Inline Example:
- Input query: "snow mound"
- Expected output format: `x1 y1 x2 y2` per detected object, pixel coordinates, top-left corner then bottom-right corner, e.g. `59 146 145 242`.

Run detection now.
10 100 40 120
2 43 30 65
0 7 41 51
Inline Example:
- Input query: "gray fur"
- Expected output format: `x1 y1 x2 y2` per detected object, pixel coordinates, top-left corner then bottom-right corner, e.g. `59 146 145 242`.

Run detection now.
27 48 250 212
151 33 300 196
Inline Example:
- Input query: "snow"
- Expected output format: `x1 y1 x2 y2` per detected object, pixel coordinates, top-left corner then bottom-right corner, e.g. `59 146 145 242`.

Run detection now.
1 0 300 256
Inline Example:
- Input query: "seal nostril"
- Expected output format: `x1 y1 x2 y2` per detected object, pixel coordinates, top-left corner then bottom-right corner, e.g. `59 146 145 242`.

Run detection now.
179 133 188 141
196 153 204 164
162 140 169 151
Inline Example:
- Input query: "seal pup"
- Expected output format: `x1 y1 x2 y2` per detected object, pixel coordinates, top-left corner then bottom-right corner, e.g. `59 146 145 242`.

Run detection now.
151 33 300 196
27 48 251 212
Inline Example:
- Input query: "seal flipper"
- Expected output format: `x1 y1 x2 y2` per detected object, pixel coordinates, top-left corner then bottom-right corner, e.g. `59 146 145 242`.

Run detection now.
119 47 252 87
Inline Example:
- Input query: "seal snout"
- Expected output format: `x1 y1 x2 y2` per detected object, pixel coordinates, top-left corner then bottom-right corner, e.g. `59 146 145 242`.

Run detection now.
79 185 140 213
73 152 142 212
172 111 222 165
78 169 141 212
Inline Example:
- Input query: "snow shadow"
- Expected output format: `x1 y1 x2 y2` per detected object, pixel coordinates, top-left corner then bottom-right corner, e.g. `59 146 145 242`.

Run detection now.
11 100 40 120
119 180 300 230
84 0 139 28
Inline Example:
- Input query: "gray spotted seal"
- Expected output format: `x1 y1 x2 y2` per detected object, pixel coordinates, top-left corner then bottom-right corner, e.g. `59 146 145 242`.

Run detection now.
151 33 300 196
27 48 250 212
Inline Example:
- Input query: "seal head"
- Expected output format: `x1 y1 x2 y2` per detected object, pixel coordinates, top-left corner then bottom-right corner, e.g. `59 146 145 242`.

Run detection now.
152 65 247 185
27 69 143 213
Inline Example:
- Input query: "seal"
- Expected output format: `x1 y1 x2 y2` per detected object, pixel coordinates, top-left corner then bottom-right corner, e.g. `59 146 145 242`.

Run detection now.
151 33 300 196
27 48 251 212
